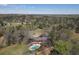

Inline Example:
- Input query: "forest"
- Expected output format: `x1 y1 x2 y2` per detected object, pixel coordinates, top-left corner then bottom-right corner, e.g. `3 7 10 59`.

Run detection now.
0 14 79 55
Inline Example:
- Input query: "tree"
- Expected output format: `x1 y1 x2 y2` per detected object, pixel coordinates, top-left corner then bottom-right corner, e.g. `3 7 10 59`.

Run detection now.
54 40 73 54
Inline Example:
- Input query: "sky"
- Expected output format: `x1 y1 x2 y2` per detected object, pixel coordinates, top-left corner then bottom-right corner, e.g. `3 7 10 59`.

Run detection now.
0 4 79 14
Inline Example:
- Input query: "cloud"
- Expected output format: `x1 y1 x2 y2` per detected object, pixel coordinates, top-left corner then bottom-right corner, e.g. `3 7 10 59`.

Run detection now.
0 4 8 6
